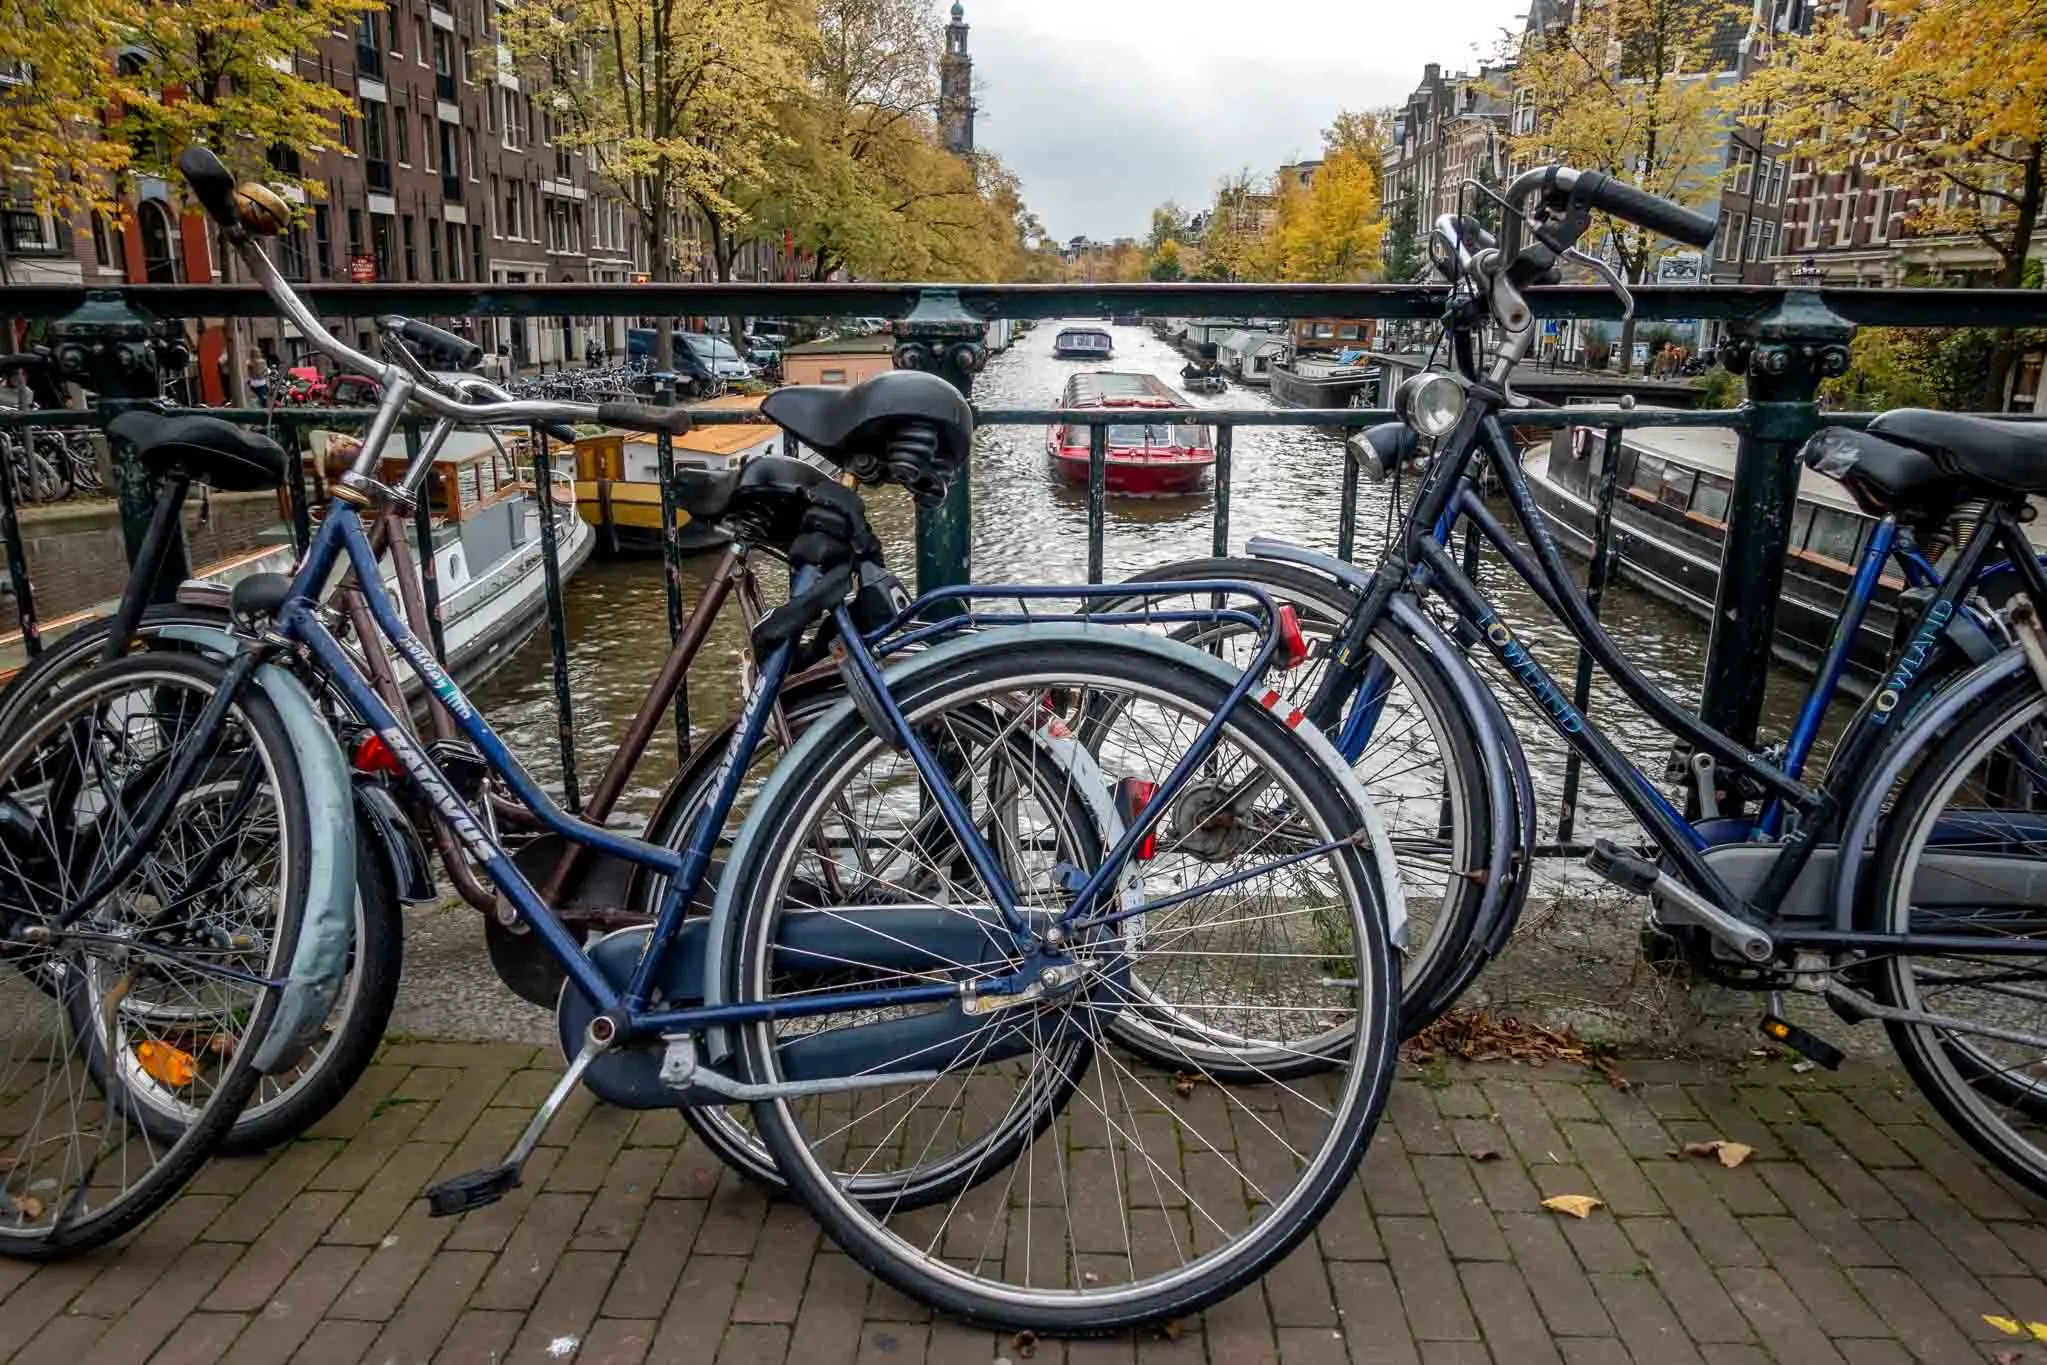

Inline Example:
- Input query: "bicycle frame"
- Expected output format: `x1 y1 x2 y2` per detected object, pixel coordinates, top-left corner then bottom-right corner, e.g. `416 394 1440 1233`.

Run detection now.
1316 393 2047 938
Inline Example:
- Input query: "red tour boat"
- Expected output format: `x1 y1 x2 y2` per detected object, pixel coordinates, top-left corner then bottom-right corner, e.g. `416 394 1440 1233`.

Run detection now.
1047 371 1217 497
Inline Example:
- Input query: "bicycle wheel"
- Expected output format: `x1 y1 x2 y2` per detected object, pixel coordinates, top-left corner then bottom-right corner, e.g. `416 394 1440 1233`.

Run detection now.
1869 671 2047 1194
0 607 404 1154
729 633 1397 1332
0 652 311 1257
1108 557 1491 1045
639 685 1094 1206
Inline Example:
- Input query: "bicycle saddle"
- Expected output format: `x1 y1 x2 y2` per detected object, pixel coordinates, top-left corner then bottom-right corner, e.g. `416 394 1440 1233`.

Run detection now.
1801 426 1954 521
760 371 973 475
1869 409 2047 496
105 410 288 491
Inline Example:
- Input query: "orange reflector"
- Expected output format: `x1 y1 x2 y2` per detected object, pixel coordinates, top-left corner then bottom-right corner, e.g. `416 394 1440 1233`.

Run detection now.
135 1041 197 1087
1275 605 1309 670
1116 778 1159 862
352 732 403 776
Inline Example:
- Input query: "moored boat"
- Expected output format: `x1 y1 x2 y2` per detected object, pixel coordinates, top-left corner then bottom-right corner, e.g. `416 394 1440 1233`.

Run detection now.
1052 326 1114 360
573 394 774 555
1047 371 1216 497
1269 350 1381 408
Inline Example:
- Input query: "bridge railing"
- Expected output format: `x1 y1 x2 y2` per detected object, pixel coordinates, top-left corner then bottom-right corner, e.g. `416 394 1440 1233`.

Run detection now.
3 281 2045 847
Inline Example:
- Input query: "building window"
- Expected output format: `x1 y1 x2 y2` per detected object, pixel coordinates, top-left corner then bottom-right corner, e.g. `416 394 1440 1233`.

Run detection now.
1836 191 1856 245
372 212 394 279
90 212 114 268
395 107 410 163
338 115 356 155
314 204 333 278
1744 216 1765 263
402 215 416 280
281 227 309 280
137 199 178 283
465 126 478 180
415 15 429 63
347 207 364 257
429 220 443 280
1871 188 1892 243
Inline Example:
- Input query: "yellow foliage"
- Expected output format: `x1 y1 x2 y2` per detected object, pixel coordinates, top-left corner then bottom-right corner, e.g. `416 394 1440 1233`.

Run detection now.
1269 144 1388 283
1741 0 2047 286
1509 0 1746 282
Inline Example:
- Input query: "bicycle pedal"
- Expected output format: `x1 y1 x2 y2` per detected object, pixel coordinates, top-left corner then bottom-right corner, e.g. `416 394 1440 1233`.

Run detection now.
1760 1013 1845 1071
1585 838 1658 894
424 1164 521 1216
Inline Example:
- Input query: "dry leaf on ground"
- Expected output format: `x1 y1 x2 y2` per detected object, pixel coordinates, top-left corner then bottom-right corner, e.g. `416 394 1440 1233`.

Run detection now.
1400 1008 1631 1090
1541 1194 1604 1219
1682 1139 1755 1168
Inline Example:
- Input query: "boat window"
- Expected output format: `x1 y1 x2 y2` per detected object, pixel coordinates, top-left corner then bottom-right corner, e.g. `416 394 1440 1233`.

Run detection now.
1614 449 1638 490
1689 473 1732 521
1312 323 1335 338
1656 465 1696 511
1789 502 1817 552
1105 423 1206 447
1807 508 1864 564
1337 324 1362 339
1629 454 1666 496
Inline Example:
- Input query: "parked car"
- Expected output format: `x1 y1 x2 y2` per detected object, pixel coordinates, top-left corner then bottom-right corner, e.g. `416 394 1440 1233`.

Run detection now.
678 332 760 383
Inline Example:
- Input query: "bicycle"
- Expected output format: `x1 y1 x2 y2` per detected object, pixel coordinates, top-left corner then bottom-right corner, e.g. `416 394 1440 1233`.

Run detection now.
1 147 1408 1330
1218 161 2047 1194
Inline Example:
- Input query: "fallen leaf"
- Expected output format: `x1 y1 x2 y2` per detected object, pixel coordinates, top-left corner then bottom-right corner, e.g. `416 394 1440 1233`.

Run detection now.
1467 1148 1501 1163
16 1196 40 1220
1541 1194 1603 1219
1172 1072 1203 1099
1159 1320 1185 1342
1996 1351 2024 1365
1011 1329 1037 1359
1682 1139 1755 1168
1985 1316 2023 1336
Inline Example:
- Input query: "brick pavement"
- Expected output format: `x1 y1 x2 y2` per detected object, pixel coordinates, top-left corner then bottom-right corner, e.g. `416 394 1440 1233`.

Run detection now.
11 1043 2047 1365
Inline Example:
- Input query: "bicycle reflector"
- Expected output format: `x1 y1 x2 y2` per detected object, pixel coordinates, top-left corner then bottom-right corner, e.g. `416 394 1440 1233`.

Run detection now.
1275 604 1309 669
351 731 404 776
1115 777 1159 861
135 1041 197 1088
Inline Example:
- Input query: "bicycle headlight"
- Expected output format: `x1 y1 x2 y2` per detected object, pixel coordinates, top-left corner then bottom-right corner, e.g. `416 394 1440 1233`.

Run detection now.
1395 372 1467 440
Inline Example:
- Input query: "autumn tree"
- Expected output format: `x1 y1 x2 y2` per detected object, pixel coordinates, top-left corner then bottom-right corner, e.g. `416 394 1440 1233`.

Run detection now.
1199 170 1272 282
1148 202 1186 253
1744 0 2047 403
499 0 794 366
1269 142 1388 281
0 1 130 236
1148 238 1185 281
1510 0 1747 371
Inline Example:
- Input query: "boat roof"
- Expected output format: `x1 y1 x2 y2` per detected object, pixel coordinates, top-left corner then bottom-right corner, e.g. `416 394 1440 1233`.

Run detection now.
1220 330 1286 350
1055 325 1110 335
1570 410 1862 514
622 394 775 456
1062 371 1179 408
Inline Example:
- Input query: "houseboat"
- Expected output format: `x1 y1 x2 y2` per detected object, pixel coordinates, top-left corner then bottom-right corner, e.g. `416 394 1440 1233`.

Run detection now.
1216 329 1288 386
1524 418 2046 679
1052 327 1114 360
574 394 774 555
1269 349 1381 408
1047 371 1217 497
1175 319 1246 363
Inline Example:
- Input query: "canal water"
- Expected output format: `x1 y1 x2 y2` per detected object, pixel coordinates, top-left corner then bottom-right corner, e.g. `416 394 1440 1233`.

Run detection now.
465 319 1831 846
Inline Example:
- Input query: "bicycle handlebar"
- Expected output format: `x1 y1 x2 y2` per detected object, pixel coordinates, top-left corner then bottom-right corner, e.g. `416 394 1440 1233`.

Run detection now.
1503 165 1717 250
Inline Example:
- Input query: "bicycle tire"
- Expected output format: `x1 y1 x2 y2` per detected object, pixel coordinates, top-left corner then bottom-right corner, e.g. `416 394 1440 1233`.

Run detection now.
0 652 311 1257
639 688 1094 1206
1868 670 2047 1195
729 632 1398 1333
0 606 404 1153
1108 556 1493 1042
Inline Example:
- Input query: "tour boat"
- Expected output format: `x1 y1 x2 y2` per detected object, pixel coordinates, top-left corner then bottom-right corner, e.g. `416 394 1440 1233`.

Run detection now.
1046 371 1216 497
1052 327 1113 360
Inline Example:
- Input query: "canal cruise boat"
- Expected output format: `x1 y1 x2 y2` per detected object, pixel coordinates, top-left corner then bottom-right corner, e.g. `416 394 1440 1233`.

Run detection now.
1047 371 1217 497
1524 416 2047 681
1052 326 1114 360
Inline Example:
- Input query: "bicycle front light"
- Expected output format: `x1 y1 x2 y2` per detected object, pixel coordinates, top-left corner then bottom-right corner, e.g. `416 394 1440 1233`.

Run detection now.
1395 372 1467 440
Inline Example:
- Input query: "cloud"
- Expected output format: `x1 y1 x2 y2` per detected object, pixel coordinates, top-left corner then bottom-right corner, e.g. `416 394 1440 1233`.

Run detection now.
957 0 1529 239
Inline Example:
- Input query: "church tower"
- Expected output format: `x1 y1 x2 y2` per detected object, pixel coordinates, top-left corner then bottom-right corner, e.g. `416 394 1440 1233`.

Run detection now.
939 2 975 156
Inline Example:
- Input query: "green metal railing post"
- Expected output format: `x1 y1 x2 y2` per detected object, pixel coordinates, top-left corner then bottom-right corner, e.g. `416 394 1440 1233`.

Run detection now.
48 290 185 598
893 289 986 601
1698 292 1854 782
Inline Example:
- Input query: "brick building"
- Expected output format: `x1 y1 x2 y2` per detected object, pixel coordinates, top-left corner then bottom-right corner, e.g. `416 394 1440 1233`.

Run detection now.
7 0 785 398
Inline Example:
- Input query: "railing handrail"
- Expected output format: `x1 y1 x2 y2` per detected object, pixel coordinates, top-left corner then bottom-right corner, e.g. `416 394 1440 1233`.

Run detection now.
7 282 2047 328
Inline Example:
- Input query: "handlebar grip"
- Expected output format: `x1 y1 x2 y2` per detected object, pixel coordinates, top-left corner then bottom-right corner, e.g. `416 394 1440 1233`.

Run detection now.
597 403 694 437
178 147 241 230
382 316 483 372
539 421 578 444
1575 171 1717 250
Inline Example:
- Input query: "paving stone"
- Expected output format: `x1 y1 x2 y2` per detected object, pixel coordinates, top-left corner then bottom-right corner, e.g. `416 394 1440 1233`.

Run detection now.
1715 1265 1850 1364
1457 1260 1561 1365
1481 1082 1572 1169
1845 1265 1990 1363
1875 1167 2029 1279
1750 1165 1893 1268
1590 1272 1708 1365
1621 1217 1754 1343
1738 1216 1885 1338
1496 1212 1614 1338
1379 1217 1478 1342
207 1189 356 1313
603 1198 709 1320
1411 1155 1508 1261
1326 1260 1420 1365
358 1248 494 1363
1637 1162 1765 1267
646 1256 748 1365
220 1245 371 1365
431 1309 525 1364
1562 1121 1665 1217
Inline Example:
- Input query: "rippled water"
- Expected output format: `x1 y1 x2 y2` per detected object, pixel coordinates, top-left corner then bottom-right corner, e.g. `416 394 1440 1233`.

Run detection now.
467 320 1831 845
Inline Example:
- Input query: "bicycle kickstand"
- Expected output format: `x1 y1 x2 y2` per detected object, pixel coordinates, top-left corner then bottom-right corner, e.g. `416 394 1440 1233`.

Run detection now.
423 1036 603 1216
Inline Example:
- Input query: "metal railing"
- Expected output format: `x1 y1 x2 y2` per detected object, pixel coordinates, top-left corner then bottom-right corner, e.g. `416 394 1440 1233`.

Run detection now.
4 280 2045 848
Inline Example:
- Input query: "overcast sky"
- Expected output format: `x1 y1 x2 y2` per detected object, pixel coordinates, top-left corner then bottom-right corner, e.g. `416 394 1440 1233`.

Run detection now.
956 0 1530 242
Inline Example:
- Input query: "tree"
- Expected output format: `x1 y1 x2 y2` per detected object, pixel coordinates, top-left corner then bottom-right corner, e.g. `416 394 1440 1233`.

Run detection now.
1147 201 1185 253
1148 238 1185 281
1269 141 1387 282
1743 0 2047 403
499 0 796 367
1510 0 1746 372
1200 169 1272 282
1382 197 1425 282
0 2 130 230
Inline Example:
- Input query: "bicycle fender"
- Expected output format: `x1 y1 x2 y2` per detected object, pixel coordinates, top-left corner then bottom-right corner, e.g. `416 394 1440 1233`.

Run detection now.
1243 536 1374 595
1388 595 1527 960
1828 647 2028 934
245 659 357 1075
355 777 437 904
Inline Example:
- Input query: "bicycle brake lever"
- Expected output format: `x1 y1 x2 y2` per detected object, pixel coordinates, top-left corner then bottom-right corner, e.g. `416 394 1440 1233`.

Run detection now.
1563 246 1634 324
